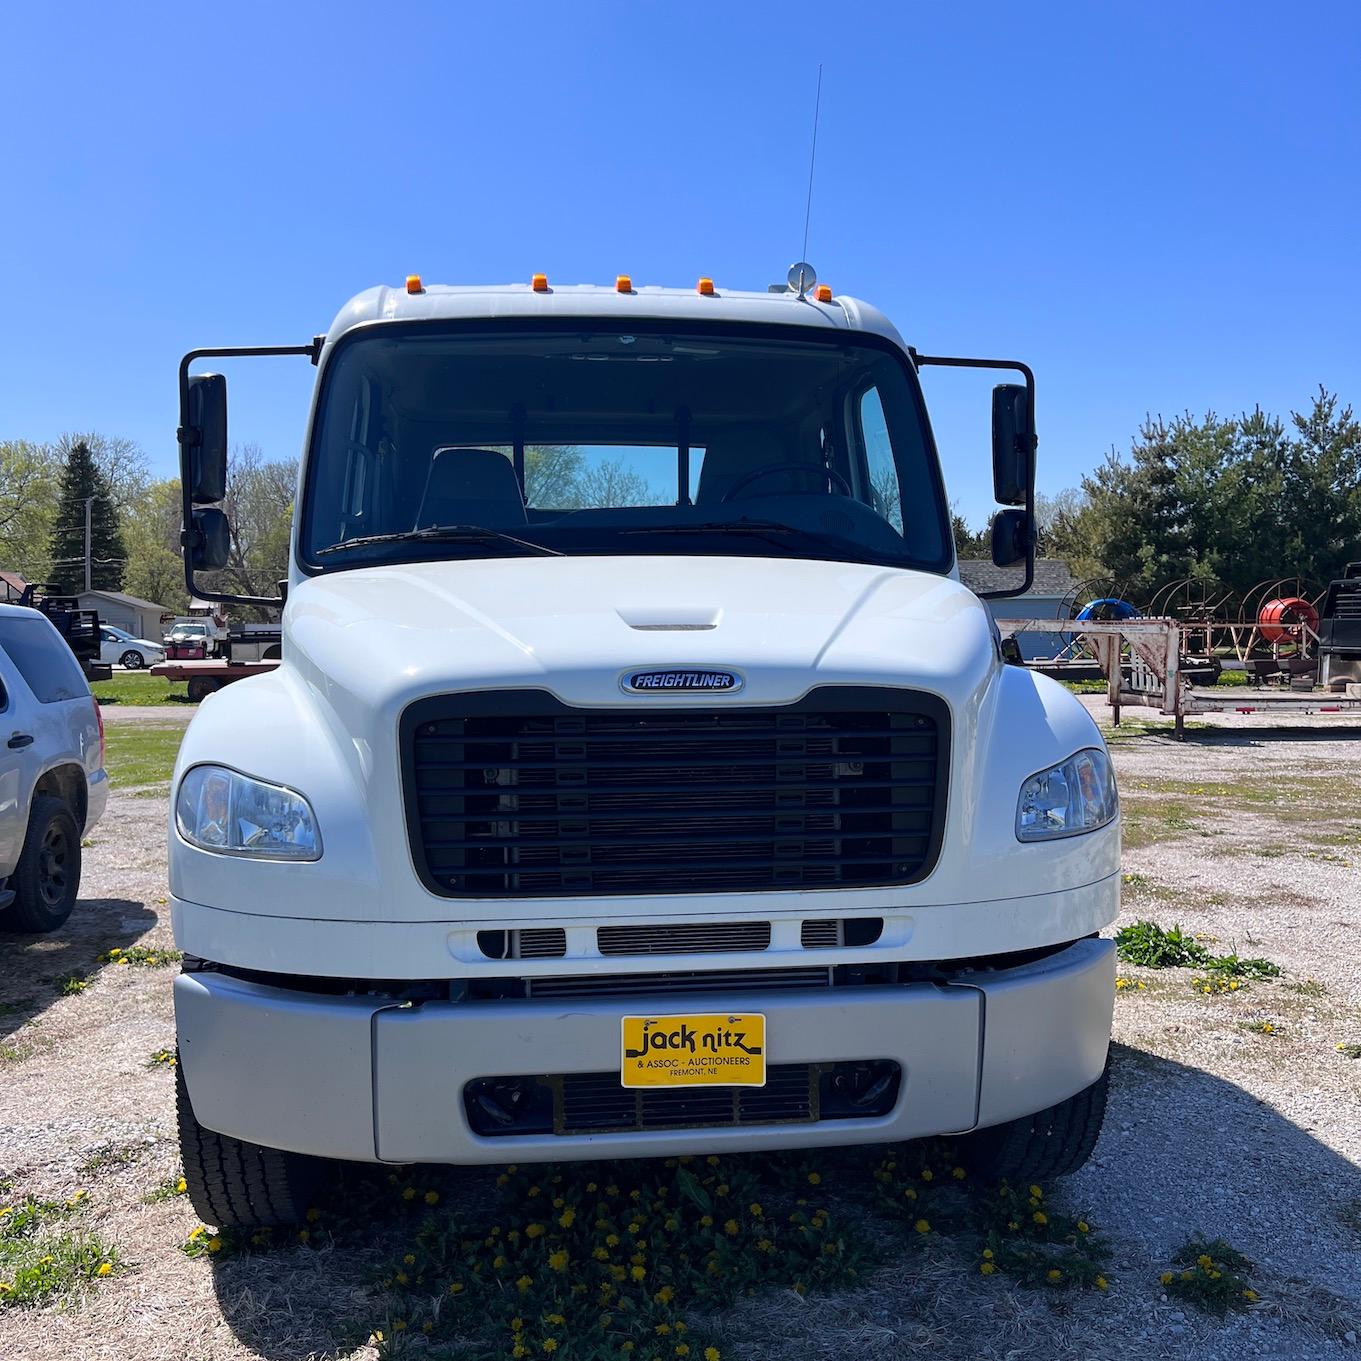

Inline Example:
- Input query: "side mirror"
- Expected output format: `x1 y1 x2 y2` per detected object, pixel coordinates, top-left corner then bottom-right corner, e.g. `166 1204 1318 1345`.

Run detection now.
187 508 231 571
990 508 1029 568
991 383 1034 506
183 373 228 503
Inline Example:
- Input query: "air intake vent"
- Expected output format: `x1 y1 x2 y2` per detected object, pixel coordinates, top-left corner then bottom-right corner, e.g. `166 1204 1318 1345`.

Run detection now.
801 917 884 948
801 919 842 948
598 922 771 956
401 687 949 898
477 928 567 960
526 967 832 1000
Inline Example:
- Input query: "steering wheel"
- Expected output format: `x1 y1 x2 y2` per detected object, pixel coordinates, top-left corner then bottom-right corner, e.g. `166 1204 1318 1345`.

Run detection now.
720 462 852 503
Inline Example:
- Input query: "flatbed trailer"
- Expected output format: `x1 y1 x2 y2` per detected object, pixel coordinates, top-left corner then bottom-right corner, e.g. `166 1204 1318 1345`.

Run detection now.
151 657 280 703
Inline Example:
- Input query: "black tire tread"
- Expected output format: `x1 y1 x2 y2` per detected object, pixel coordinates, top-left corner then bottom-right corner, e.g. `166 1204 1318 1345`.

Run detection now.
0 795 80 933
965 1062 1109 1184
176 1062 324 1228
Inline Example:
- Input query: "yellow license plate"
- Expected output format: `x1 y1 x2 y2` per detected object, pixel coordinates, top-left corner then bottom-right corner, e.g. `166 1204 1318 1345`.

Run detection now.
620 1013 766 1088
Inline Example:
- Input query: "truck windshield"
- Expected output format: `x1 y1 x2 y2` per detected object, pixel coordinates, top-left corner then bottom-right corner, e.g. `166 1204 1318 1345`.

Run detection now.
300 324 950 573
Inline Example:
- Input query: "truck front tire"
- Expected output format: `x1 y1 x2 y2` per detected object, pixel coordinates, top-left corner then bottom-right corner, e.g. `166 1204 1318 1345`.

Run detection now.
962 1061 1110 1184
0 796 81 934
176 1063 328 1228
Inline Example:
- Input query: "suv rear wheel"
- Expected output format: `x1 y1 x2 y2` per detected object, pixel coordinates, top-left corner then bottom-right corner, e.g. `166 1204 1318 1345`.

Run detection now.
176 1063 328 1228
962 1062 1110 1184
0 796 81 933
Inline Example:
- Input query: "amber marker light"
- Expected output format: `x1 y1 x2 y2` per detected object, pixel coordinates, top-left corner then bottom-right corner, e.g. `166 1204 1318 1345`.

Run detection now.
531 273 549 292
697 278 715 295
815 284 833 302
405 274 424 294
616 275 633 293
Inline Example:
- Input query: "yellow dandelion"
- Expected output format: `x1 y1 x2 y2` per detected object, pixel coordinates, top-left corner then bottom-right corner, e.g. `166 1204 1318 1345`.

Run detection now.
705 1349 721 1361
1047 1269 1062 1282
525 1222 545 1239
1096 1275 1108 1291
401 1186 416 1201
631 1264 646 1281
980 1261 995 1275
1160 1272 1174 1285
807 1172 822 1185
1077 1220 1090 1233
655 1285 675 1304
920 1169 933 1182
543 1340 558 1354
176 1178 187 1194
96 1261 113 1277
723 1219 738 1236
207 1237 222 1254
424 1190 439 1205
952 1167 966 1180
558 1208 576 1228
1032 1211 1047 1226
914 1218 930 1234
1029 1185 1043 1200
516 1275 533 1292
548 1250 569 1272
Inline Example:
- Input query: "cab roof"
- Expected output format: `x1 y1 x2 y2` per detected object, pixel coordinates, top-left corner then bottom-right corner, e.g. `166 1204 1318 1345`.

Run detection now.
323 281 908 355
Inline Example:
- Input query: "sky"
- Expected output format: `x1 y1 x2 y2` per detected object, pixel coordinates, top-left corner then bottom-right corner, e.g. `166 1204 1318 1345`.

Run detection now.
2 1 1358 526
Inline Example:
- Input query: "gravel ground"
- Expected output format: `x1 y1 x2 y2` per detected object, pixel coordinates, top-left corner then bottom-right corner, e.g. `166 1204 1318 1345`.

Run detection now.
1 701 1359 1359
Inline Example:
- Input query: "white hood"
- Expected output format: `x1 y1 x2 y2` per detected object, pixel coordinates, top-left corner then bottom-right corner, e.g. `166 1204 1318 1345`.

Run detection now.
285 555 996 713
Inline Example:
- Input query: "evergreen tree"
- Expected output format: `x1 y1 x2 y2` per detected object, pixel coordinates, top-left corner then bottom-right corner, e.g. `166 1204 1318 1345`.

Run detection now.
47 440 126 592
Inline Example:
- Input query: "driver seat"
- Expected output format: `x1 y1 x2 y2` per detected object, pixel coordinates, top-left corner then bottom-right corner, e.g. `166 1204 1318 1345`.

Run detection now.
695 427 824 505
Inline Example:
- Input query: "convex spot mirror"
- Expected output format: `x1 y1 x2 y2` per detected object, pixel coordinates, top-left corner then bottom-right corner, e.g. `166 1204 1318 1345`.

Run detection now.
991 382 1034 507
188 508 231 571
185 373 228 503
990 508 1029 568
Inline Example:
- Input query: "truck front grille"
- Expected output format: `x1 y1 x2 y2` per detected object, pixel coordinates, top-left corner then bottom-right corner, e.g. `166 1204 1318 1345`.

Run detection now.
401 687 948 898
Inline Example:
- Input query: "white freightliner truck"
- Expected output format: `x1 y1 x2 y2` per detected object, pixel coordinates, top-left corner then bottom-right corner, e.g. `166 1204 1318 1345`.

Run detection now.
170 269 1119 1228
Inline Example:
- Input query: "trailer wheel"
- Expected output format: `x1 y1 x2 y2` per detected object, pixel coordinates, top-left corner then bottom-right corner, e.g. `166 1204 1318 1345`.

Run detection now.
176 1063 329 1228
0 796 82 933
961 1061 1110 1184
186 676 221 703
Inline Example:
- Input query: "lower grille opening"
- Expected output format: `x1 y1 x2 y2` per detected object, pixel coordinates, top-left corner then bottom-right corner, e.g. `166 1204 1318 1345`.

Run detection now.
598 921 772 955
800 917 884 949
464 1060 902 1137
525 967 834 999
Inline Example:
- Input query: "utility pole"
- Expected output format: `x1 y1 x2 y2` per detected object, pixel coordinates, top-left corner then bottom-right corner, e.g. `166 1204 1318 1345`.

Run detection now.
83 496 94 593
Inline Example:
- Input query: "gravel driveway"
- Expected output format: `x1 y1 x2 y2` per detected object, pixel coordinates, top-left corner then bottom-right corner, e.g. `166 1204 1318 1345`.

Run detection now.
1 702 1358 1360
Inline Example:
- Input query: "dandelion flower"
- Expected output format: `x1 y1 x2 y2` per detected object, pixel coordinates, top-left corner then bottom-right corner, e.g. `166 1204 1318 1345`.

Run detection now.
914 1219 930 1234
1160 1272 1173 1286
631 1264 646 1281
920 1169 933 1182
176 1178 187 1194
548 1250 569 1272
980 1262 995 1275
723 1219 738 1236
525 1223 545 1239
1047 1269 1062 1282
952 1167 967 1180
516 1275 533 1292
558 1208 576 1229
1029 1185 1043 1200
655 1285 675 1304
207 1237 222 1254
425 1190 439 1205
982 1248 994 1260
1032 1211 1047 1226
401 1186 416 1201
543 1340 559 1354
1077 1220 1090 1234
705 1349 721 1361
1095 1275 1108 1291
807 1172 822 1185
96 1262 113 1277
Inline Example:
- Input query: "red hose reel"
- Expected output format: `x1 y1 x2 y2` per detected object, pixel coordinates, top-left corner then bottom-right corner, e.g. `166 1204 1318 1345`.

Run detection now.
1257 596 1319 644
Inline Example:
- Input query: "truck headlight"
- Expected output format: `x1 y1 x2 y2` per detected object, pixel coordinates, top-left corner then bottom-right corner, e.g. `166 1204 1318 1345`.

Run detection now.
176 765 321 860
1016 747 1117 842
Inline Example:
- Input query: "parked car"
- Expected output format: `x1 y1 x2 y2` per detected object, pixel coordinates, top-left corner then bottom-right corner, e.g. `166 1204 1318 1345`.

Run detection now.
99 624 165 670
0 603 108 932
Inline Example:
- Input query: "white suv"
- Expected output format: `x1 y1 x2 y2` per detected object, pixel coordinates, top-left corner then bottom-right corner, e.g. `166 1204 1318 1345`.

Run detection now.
0 604 109 932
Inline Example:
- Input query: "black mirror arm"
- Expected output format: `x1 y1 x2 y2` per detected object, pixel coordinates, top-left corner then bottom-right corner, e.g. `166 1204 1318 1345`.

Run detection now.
178 340 322 609
910 350 1037 601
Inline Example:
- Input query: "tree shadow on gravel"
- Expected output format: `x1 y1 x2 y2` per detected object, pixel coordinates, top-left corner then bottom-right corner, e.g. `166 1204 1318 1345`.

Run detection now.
0 897 157 1041
205 1043 1361 1361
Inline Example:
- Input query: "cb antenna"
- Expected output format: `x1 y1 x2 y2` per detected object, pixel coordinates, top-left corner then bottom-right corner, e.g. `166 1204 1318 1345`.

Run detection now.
787 65 823 300
801 63 823 264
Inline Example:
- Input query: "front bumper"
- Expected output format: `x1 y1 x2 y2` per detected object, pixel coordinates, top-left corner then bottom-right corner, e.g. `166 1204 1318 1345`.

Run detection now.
174 937 1114 1164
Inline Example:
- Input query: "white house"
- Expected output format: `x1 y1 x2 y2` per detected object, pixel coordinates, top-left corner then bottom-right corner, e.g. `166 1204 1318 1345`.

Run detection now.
957 558 1080 660
75 589 172 641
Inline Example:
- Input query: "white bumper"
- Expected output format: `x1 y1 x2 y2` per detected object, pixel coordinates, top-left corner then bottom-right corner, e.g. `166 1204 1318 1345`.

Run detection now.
174 937 1115 1165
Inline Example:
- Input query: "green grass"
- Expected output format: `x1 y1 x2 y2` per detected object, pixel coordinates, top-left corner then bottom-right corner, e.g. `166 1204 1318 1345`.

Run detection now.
103 724 185 789
1115 921 1281 980
91 673 191 706
0 1194 119 1310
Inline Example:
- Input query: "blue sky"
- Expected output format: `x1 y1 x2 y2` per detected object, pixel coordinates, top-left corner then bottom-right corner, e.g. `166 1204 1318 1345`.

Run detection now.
2 1 1357 524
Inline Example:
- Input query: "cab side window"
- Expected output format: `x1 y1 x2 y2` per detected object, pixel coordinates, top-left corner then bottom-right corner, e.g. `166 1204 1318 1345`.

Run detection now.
0 618 87 703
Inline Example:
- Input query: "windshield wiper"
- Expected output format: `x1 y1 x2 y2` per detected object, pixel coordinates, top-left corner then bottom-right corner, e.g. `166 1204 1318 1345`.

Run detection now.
316 524 563 558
